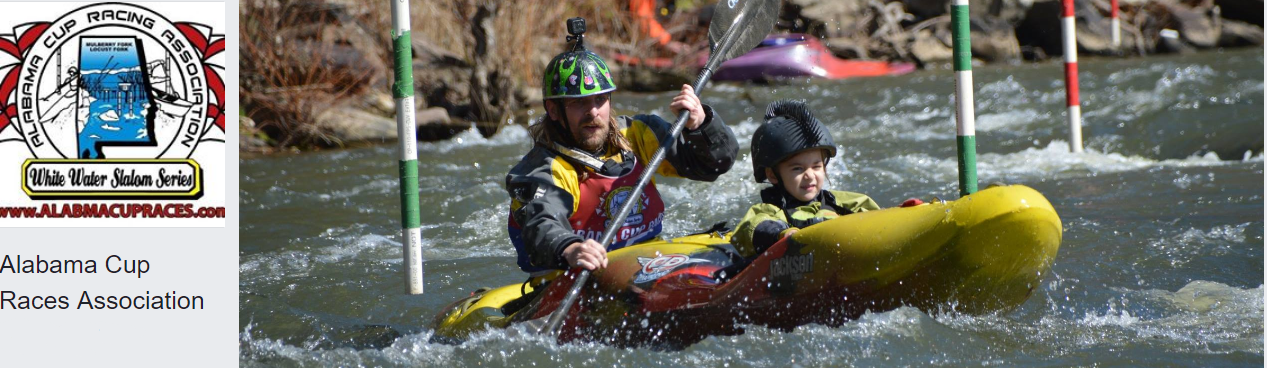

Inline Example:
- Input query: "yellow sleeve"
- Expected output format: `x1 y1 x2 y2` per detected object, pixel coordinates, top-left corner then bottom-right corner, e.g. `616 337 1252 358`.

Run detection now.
622 120 681 178
830 190 882 213
730 203 789 258
508 156 582 214
550 158 581 214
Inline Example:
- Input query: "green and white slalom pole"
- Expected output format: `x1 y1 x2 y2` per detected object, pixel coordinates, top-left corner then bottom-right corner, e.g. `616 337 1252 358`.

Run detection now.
951 0 977 196
390 0 424 294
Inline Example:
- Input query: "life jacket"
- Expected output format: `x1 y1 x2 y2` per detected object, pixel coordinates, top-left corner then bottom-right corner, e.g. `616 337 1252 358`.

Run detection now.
509 144 666 274
571 157 665 248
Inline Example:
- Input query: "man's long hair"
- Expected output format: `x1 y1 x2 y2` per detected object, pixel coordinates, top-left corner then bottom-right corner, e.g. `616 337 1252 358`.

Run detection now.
529 102 632 154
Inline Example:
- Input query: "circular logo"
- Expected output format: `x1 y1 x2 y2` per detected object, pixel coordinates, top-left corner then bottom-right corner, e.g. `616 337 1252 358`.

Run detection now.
602 186 648 218
15 3 210 159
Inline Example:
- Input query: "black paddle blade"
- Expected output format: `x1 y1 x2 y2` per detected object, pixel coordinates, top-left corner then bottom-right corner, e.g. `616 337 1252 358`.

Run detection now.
706 0 781 70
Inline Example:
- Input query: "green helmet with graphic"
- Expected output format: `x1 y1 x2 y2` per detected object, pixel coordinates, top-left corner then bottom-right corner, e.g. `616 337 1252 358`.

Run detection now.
542 18 617 100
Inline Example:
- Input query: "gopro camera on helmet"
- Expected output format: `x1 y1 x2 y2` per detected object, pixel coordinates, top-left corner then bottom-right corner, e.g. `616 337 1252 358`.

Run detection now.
566 17 586 36
565 17 587 51
543 16 617 100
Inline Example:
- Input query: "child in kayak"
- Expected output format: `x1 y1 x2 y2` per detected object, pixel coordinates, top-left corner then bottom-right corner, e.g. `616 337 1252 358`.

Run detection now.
731 100 881 258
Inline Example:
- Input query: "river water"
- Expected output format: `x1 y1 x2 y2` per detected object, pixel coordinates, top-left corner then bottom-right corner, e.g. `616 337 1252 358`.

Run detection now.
240 48 1264 366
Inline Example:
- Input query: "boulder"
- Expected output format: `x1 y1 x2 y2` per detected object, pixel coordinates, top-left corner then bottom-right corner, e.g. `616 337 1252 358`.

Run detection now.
238 116 271 153
415 107 467 141
901 0 1033 25
613 66 693 93
823 37 872 59
1017 0 1124 57
1219 19 1265 47
975 0 1035 26
1072 0 1121 55
911 29 954 64
416 106 451 126
287 40 385 94
784 0 868 38
412 37 467 67
1155 0 1221 48
1157 27 1198 53
361 91 396 117
313 106 396 143
970 16 1023 62
515 85 542 108
415 63 472 121
270 9 387 92
282 0 366 24
312 104 465 144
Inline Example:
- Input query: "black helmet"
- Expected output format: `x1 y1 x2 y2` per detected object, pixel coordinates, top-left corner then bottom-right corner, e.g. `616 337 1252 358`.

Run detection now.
751 100 837 183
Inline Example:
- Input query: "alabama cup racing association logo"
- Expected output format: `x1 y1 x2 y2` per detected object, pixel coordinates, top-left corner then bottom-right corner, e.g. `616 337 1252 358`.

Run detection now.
0 3 225 199
597 186 651 228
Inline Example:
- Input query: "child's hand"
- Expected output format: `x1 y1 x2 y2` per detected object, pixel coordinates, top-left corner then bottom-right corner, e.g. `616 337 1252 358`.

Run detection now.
781 228 798 239
803 216 831 227
900 198 925 207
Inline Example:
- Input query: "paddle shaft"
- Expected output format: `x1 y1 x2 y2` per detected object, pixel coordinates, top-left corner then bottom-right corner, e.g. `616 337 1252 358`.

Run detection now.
538 68 715 335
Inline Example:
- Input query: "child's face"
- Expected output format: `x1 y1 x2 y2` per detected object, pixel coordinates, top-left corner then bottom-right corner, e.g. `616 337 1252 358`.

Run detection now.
768 150 828 202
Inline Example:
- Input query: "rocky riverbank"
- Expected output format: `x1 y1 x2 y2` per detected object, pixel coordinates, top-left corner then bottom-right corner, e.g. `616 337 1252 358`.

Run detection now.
240 0 1262 154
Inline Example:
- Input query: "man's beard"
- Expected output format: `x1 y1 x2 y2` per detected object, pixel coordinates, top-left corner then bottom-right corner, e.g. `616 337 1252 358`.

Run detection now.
571 116 609 153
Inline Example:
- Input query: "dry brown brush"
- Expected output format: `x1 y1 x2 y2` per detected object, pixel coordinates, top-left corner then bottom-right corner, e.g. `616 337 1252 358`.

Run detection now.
241 0 671 149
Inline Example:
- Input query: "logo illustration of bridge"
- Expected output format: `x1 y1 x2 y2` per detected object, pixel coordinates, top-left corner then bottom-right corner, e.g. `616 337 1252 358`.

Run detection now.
61 36 159 159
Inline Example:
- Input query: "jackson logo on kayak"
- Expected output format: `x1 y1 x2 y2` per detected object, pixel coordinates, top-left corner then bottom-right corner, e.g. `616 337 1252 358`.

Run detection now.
0 2 226 226
633 254 709 284
768 243 814 295
769 252 813 280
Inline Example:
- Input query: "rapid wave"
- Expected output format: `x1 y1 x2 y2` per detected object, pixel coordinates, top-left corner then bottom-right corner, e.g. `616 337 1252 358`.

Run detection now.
416 124 530 154
239 280 1263 367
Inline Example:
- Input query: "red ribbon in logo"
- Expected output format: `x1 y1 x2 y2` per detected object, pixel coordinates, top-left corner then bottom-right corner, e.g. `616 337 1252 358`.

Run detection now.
0 23 50 134
176 23 226 131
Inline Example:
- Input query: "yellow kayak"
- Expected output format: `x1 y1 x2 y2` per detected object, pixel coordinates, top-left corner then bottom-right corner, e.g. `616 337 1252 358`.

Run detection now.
432 185 1062 346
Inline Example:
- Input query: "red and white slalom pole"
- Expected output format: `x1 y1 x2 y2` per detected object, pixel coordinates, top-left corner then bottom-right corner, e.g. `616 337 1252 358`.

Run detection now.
1062 0 1083 152
1111 0 1121 47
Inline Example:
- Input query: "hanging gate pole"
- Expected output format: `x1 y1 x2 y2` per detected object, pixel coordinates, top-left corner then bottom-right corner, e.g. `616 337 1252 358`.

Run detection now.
951 0 977 196
1110 0 1121 48
1062 0 1083 153
390 0 424 294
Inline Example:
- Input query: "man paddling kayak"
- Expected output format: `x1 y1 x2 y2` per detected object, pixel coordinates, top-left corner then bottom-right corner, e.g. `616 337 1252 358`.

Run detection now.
506 18 738 277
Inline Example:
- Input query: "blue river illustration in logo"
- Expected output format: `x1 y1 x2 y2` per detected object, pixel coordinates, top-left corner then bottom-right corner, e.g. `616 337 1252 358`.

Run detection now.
76 36 156 159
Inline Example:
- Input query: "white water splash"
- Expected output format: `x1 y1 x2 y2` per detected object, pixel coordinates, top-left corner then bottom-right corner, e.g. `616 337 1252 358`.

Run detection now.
417 124 529 154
